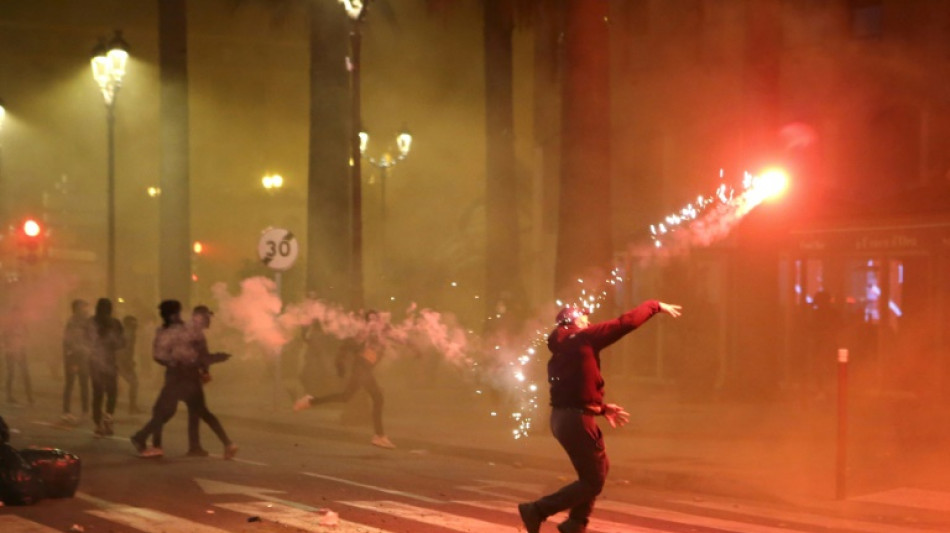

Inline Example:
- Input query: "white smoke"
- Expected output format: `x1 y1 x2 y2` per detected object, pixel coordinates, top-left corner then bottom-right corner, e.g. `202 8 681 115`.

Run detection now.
211 277 471 367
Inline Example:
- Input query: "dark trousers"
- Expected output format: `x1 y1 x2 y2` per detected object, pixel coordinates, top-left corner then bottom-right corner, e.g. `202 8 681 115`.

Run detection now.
5 352 32 404
136 380 230 450
186 386 231 450
91 371 117 425
311 362 384 435
534 409 609 524
134 382 181 447
63 357 89 414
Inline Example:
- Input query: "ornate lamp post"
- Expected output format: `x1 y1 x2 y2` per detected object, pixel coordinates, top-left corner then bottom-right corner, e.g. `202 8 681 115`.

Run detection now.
340 0 367 307
360 127 412 218
90 30 129 300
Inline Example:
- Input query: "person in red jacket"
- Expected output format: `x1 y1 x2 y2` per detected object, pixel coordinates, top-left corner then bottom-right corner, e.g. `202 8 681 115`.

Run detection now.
519 300 682 533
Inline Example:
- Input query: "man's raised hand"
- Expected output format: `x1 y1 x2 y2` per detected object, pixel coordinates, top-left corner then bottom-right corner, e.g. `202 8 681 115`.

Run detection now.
659 302 683 318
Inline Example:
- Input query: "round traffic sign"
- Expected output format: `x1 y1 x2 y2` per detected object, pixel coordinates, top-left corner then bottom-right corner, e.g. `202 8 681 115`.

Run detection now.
258 227 299 271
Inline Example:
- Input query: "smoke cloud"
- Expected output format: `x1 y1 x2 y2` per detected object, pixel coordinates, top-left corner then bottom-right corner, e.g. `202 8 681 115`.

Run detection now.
211 277 471 367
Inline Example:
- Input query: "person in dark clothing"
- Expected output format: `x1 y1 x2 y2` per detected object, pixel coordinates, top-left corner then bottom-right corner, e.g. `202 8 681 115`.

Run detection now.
518 300 682 533
130 301 237 459
116 315 142 414
2 305 33 406
294 310 395 449
181 305 236 458
89 298 125 437
61 299 92 423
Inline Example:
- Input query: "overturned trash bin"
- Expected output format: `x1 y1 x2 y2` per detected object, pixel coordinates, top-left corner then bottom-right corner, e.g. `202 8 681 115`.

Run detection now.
0 415 82 505
19 447 82 498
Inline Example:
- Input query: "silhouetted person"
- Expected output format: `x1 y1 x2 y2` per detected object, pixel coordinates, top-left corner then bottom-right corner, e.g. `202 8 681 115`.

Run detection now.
130 301 237 460
131 300 189 458
2 305 33 406
117 315 142 414
89 298 125 436
61 299 93 422
518 301 682 533
294 310 395 449
182 305 236 458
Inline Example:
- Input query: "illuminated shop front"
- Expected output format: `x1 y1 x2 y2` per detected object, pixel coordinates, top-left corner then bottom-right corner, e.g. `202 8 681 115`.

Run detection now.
781 217 950 399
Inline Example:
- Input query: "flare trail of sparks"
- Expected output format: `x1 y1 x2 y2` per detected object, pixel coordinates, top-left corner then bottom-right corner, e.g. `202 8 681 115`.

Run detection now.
502 168 789 439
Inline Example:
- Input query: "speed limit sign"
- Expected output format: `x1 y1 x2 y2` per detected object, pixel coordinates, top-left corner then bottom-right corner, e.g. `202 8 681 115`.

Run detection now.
258 227 299 271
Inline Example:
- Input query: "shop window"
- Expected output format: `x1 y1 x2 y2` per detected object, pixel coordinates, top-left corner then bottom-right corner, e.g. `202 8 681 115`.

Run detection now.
844 258 903 328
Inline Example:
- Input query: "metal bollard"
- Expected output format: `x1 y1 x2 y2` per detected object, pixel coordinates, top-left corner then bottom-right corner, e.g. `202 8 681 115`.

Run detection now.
836 348 849 500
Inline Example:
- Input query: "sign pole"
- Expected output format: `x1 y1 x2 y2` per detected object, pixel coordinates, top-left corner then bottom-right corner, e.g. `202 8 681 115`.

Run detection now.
257 227 298 412
273 270 282 411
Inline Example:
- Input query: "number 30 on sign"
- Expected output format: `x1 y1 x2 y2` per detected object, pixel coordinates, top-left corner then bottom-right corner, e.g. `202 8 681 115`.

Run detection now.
258 227 299 271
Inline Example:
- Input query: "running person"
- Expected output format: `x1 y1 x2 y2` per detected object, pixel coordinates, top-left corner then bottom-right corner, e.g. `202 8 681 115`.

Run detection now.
294 310 395 449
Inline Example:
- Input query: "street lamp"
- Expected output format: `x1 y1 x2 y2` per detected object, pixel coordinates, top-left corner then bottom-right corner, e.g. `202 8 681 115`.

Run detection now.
360 126 412 218
90 29 129 300
262 173 284 191
340 0 367 307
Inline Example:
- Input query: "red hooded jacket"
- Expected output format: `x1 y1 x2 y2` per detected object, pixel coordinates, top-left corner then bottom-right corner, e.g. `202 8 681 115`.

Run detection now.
547 300 661 411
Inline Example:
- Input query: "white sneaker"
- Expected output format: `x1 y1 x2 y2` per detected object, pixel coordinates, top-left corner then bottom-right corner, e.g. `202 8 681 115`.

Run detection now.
371 435 396 449
140 447 164 458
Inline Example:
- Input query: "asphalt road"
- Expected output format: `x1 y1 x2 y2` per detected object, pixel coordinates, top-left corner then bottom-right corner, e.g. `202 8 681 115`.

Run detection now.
2 400 949 533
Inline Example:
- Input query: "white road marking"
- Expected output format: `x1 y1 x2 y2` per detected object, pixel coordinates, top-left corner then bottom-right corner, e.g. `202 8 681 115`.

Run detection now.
206 452 268 466
196 478 322 512
461 500 668 533
596 499 812 533
217 501 395 533
852 487 950 513
457 479 545 500
77 492 231 533
303 472 443 503
0 515 62 533
677 498 940 533
339 500 506 533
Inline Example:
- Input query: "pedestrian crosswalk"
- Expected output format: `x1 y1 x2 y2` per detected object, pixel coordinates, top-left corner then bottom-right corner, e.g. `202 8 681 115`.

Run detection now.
4 487 950 532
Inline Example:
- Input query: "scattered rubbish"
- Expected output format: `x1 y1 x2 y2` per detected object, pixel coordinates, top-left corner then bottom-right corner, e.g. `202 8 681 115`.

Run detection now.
205 509 215 514
247 516 261 523
488 462 496 466
557 475 570 481
265 503 273 508
68 525 85 532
